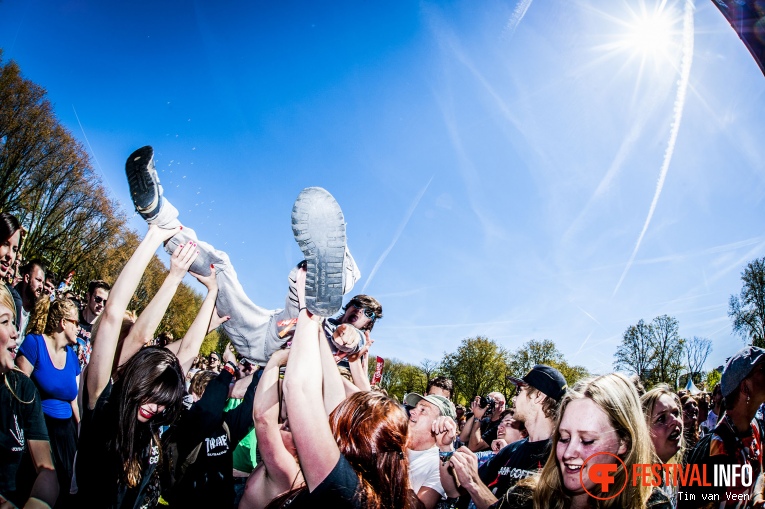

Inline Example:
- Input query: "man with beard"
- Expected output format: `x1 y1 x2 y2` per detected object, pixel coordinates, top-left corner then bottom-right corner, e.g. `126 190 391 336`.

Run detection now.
13 259 45 337
442 365 567 509
74 279 111 371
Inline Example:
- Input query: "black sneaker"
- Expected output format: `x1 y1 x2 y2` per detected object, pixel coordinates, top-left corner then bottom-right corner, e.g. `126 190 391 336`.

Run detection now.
125 146 163 220
291 187 346 317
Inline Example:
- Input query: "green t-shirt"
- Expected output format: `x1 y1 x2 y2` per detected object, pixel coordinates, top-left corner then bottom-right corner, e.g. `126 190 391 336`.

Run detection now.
224 398 258 473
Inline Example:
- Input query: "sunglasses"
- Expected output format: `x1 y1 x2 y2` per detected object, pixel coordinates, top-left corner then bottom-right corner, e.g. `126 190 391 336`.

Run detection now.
93 295 107 304
64 318 79 327
349 302 377 321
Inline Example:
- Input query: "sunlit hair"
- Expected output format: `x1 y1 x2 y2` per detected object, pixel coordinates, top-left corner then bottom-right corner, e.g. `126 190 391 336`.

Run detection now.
328 391 414 509
189 370 217 399
268 391 415 509
43 298 77 334
640 385 685 464
343 295 382 331
532 373 654 509
0 285 15 323
88 310 136 351
108 347 186 488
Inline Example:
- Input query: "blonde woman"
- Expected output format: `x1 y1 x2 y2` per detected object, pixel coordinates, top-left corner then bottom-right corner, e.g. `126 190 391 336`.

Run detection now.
17 298 83 507
489 374 671 509
0 284 59 509
641 386 684 507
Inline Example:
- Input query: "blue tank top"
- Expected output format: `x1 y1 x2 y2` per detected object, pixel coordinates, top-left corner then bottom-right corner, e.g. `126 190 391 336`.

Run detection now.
18 333 81 419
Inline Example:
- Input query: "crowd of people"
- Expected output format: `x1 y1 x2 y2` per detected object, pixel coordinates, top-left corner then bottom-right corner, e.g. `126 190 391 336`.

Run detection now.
0 145 763 509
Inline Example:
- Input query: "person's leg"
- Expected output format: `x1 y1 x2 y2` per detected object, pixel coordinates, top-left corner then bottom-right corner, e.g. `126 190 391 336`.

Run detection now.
126 146 275 362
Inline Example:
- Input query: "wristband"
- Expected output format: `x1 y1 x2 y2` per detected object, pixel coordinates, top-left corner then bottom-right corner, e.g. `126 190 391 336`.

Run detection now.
439 450 455 464
222 362 236 376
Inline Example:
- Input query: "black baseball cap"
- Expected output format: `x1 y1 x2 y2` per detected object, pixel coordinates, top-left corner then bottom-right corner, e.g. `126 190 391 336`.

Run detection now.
508 365 568 401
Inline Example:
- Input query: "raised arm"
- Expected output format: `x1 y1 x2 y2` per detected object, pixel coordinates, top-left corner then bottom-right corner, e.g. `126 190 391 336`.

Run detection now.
318 320 350 415
347 337 373 392
170 266 219 374
86 225 179 408
117 241 199 366
252 348 301 489
283 310 339 491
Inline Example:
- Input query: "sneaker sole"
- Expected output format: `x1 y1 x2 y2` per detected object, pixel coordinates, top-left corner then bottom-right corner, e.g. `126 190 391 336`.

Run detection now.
125 146 162 220
291 187 346 317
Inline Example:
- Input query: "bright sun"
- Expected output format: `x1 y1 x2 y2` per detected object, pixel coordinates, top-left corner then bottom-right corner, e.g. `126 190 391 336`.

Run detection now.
599 0 683 69
624 10 675 56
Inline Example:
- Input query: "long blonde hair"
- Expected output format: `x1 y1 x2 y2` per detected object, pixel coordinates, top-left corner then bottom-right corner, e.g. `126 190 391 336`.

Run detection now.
533 373 655 509
641 385 685 465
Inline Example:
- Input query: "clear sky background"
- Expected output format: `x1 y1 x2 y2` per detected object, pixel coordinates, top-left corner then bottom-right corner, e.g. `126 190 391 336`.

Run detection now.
2 0 764 376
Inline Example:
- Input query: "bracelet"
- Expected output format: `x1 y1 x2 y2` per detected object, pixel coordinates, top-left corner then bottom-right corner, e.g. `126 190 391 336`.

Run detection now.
222 363 236 376
439 450 455 464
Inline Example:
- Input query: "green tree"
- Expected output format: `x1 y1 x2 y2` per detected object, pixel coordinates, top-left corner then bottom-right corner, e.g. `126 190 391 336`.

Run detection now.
372 358 426 401
508 339 589 395
440 336 509 404
729 257 765 348
613 319 655 384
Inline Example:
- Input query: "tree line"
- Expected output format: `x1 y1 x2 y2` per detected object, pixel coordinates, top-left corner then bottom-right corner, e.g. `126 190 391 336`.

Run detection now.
0 52 225 354
371 337 590 404
613 256 765 389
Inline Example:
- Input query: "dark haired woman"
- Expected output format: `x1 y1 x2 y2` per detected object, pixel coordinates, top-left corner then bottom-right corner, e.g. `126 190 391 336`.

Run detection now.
74 225 200 508
270 268 416 509
0 284 59 509
0 212 22 326
17 299 82 508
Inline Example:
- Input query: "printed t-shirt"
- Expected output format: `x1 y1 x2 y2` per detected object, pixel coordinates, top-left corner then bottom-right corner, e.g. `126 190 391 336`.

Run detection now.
0 371 48 507
678 415 762 509
479 438 551 499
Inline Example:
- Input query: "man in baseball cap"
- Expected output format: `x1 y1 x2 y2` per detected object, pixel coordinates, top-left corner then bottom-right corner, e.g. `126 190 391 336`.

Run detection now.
448 365 568 509
404 393 456 509
679 346 765 509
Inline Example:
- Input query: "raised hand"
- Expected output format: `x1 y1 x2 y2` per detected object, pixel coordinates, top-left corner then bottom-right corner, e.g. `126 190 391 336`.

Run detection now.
169 240 199 279
432 415 457 449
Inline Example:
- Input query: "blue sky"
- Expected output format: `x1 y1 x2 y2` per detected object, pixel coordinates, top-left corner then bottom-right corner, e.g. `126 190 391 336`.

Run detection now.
2 0 764 376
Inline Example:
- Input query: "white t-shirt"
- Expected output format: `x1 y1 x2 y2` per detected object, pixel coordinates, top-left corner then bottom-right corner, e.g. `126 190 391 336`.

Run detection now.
408 446 446 499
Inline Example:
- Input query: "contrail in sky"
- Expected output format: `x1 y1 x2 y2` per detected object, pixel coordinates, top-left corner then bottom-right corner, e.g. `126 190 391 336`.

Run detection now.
72 105 120 204
504 0 534 36
361 176 434 292
613 0 695 297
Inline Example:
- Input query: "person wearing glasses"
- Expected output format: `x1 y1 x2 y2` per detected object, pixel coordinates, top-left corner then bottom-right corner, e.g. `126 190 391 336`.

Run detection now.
17 299 83 508
74 279 111 371
123 145 383 366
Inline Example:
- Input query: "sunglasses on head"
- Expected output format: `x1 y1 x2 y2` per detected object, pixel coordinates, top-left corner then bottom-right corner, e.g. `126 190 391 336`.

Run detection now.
350 302 377 320
93 295 107 304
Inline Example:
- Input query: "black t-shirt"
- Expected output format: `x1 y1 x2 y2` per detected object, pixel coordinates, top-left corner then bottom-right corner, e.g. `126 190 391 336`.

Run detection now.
75 380 160 509
165 370 257 508
480 417 503 449
479 438 551 499
0 371 48 506
286 454 362 509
